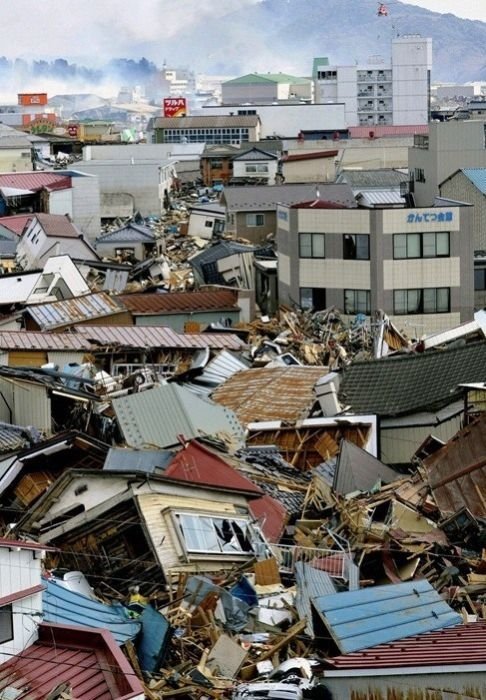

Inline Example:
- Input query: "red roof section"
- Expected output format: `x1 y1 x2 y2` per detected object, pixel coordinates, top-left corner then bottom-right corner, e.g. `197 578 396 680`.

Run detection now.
249 494 288 542
324 621 486 670
283 150 339 162
120 289 239 315
0 623 143 699
165 440 262 496
348 125 429 139
0 172 71 192
0 214 33 235
25 213 82 239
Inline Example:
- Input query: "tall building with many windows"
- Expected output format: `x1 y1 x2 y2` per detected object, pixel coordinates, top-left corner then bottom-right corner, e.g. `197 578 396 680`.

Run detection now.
276 199 473 335
313 36 432 127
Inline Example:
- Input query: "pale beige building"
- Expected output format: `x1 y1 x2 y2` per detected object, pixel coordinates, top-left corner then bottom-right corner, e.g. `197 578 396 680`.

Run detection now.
277 200 474 336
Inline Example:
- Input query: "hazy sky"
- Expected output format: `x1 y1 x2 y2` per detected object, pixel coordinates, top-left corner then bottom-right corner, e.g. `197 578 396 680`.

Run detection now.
405 0 486 21
0 0 483 60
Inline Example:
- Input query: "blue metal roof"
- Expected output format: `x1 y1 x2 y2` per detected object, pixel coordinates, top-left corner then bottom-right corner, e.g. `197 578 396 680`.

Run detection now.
462 168 486 194
312 579 462 654
42 578 140 645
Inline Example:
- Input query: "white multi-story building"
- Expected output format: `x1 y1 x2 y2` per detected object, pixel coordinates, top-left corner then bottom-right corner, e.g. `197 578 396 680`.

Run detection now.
314 36 432 127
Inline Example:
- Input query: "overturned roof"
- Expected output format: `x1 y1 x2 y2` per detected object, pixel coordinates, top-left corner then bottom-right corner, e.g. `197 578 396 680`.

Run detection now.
333 439 400 495
112 384 244 449
312 579 462 654
43 578 140 645
339 341 486 416
423 415 486 518
212 366 328 425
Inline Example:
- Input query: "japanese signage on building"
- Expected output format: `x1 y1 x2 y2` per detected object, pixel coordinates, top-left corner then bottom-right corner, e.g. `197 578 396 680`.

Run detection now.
163 97 187 118
406 211 453 224
18 93 48 106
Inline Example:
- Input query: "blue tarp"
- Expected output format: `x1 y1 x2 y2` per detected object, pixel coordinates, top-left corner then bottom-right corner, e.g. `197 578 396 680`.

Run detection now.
43 578 140 646
136 604 172 673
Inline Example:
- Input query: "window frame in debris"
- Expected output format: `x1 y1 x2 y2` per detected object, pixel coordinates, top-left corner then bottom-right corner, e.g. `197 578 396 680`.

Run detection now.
299 287 327 311
343 233 370 260
393 287 451 314
173 512 265 557
393 231 450 259
344 289 371 315
0 603 13 644
246 213 265 227
299 232 325 259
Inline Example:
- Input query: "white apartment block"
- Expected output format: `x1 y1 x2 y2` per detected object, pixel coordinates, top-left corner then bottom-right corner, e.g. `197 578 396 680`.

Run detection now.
314 36 432 127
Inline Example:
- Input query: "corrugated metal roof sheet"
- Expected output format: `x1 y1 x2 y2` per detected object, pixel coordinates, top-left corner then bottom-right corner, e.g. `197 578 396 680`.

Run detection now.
104 447 174 473
356 190 405 206
112 384 244 449
424 415 486 518
295 561 336 636
462 167 486 194
0 326 244 352
43 578 140 645
26 292 126 330
324 620 486 670
0 622 143 700
120 289 239 315
312 579 462 654
0 172 71 192
334 440 399 495
348 125 429 138
76 324 245 350
154 115 259 128
212 366 328 425
0 329 92 351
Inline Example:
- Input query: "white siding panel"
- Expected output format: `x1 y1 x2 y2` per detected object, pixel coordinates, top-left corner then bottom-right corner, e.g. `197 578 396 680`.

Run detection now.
380 415 462 464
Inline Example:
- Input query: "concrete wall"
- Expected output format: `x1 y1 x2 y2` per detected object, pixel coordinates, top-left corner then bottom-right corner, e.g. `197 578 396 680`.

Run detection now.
201 103 346 139
410 120 486 207
75 160 163 218
440 171 486 252
0 148 33 173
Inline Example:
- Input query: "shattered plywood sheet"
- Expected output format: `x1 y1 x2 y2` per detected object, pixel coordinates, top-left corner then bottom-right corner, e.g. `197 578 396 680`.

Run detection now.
424 415 486 519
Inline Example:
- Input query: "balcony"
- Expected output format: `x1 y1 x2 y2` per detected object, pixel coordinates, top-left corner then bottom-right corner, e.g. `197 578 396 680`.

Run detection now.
271 540 359 589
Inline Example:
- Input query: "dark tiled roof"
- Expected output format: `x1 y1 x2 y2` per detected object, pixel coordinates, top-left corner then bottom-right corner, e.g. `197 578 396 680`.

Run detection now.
339 341 486 417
